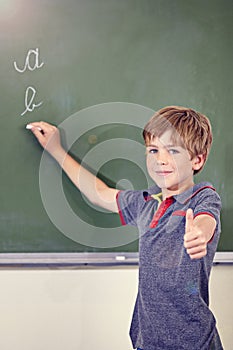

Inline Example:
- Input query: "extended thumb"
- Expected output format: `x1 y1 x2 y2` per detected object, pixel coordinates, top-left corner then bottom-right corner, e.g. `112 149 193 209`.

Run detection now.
185 208 194 231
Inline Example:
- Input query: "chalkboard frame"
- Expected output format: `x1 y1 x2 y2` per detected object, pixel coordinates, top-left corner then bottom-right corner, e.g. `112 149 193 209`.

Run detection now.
1 0 233 264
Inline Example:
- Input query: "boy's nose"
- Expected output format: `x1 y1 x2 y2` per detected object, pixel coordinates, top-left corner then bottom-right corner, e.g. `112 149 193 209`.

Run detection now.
156 152 168 165
157 159 167 165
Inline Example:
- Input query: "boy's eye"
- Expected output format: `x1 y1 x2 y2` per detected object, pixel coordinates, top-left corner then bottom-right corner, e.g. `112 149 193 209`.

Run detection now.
168 149 179 154
148 148 158 154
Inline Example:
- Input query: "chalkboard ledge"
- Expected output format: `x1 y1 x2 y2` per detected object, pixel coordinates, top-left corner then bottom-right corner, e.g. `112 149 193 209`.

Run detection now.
0 252 139 268
0 252 232 268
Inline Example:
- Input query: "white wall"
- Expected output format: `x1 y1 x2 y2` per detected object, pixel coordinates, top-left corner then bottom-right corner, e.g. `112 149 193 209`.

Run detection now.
0 265 232 350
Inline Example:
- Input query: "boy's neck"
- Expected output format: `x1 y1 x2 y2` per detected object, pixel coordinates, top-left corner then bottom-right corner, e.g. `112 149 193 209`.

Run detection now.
161 180 195 200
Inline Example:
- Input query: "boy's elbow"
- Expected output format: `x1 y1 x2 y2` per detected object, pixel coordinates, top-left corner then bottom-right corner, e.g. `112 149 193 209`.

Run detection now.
89 188 119 214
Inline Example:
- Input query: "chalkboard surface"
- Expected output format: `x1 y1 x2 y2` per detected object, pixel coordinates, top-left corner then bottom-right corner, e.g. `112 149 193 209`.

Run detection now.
1 0 233 262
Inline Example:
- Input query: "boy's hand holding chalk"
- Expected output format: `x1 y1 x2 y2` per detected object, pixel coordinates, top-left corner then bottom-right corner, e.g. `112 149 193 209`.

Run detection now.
26 124 42 131
26 122 64 158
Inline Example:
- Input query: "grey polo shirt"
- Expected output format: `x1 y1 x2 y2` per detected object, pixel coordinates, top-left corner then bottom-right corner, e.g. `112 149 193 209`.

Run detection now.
117 182 222 350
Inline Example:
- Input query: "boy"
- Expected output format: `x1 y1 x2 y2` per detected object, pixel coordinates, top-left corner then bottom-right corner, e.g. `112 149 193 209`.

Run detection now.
27 106 223 349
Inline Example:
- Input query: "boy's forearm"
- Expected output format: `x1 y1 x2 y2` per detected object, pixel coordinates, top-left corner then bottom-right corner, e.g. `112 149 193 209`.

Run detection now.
193 214 216 243
53 148 119 212
27 122 119 213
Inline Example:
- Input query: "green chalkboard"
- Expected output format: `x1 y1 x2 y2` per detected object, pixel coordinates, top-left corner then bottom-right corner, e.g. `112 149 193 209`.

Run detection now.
1 0 233 262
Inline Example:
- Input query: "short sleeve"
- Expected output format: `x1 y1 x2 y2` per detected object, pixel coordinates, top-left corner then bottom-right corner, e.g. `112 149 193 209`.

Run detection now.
116 190 144 226
193 188 222 224
191 187 222 245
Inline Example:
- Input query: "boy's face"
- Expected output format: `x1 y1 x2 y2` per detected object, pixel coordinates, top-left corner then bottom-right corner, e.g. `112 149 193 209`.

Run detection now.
146 130 204 198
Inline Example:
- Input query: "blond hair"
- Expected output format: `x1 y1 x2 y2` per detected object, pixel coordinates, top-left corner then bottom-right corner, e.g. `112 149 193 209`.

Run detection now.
143 106 213 174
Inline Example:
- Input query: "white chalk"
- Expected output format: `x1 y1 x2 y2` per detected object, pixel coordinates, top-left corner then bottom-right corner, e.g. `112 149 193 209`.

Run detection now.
26 124 42 131
115 256 126 261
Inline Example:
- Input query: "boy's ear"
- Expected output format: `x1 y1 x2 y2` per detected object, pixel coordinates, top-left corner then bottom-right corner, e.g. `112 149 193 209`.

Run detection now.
192 154 205 171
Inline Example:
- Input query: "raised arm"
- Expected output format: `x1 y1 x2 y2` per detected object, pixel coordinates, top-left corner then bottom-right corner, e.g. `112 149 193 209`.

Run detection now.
27 121 119 213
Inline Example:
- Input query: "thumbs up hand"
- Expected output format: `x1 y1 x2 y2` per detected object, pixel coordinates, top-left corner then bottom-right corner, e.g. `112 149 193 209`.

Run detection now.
183 208 208 260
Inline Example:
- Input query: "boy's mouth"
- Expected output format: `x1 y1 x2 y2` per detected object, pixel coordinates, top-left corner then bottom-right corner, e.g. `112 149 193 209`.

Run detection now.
155 170 173 176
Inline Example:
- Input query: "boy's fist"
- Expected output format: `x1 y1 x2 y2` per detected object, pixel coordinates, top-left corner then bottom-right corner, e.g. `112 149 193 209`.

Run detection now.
27 121 62 156
184 208 207 260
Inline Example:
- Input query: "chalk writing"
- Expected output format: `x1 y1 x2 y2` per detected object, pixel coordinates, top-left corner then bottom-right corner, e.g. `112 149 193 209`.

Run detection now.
13 48 44 116
21 86 43 116
13 48 44 73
